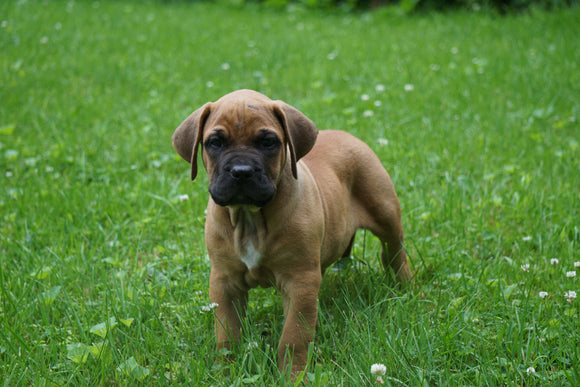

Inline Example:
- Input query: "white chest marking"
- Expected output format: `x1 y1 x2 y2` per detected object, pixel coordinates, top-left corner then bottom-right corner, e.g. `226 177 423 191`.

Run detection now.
241 242 262 270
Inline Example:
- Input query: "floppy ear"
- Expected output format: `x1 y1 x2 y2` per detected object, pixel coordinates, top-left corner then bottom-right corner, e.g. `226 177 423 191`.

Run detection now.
272 101 318 179
171 103 212 180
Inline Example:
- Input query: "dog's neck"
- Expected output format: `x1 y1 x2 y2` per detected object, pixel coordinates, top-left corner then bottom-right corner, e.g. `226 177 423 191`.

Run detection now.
227 205 267 269
220 163 303 270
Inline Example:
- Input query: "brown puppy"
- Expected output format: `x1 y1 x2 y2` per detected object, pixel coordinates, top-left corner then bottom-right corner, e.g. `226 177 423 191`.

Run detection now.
172 89 411 375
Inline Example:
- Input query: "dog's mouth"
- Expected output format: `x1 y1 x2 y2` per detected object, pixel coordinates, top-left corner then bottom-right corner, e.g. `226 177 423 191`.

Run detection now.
209 186 275 207
209 167 276 208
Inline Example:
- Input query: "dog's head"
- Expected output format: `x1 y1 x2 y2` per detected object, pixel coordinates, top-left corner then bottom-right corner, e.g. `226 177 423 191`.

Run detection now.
172 89 318 207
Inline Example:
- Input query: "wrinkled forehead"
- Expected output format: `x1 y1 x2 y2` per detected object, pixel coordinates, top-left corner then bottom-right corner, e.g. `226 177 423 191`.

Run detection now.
206 99 281 134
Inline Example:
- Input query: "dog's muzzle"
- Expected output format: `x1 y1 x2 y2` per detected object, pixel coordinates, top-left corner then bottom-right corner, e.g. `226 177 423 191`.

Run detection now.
208 156 276 207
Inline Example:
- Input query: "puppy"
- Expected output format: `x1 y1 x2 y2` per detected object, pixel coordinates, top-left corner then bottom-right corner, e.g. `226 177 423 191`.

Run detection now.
172 89 411 375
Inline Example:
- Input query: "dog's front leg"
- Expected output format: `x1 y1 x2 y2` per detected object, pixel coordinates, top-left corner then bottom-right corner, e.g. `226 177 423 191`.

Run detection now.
278 271 321 375
209 268 248 356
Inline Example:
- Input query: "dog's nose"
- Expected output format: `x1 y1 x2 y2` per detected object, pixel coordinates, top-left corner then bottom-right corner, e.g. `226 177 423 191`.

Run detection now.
230 165 254 180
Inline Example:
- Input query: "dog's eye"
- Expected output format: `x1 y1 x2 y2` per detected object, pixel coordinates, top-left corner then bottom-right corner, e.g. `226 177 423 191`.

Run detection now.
258 137 280 150
206 137 224 149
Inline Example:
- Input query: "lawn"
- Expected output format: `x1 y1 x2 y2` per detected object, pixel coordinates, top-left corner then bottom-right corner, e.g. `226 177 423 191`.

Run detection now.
1 0 579 385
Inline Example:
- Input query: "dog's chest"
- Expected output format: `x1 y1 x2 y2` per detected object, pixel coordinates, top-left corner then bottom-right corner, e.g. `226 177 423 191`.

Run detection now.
228 207 265 270
240 241 262 270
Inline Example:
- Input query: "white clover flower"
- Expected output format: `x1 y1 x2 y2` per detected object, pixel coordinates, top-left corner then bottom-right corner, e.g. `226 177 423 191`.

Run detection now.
373 100 382 107
550 258 559 265
370 363 386 376
574 262 580 268
375 84 385 92
521 264 530 272
327 51 338 60
566 271 576 278
564 290 576 301
539 291 548 298
221 62 230 71
377 138 389 146
178 194 189 202
404 84 414 92
522 236 532 241
206 81 214 88
361 94 370 101
526 366 536 375
363 110 374 117
200 302 219 313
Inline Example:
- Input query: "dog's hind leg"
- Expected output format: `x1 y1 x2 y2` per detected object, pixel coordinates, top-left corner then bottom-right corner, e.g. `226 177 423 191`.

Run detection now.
360 196 411 284
380 241 410 284
331 234 355 271
374 213 411 284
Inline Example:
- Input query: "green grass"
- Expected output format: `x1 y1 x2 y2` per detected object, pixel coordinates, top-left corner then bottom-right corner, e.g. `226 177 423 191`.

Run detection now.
1 0 579 385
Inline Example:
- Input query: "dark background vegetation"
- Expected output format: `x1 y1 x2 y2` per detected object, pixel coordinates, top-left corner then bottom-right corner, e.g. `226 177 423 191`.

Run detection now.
163 0 579 13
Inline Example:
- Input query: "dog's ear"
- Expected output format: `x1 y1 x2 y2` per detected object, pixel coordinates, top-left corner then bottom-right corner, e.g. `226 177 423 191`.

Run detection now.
272 101 318 179
172 103 212 180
